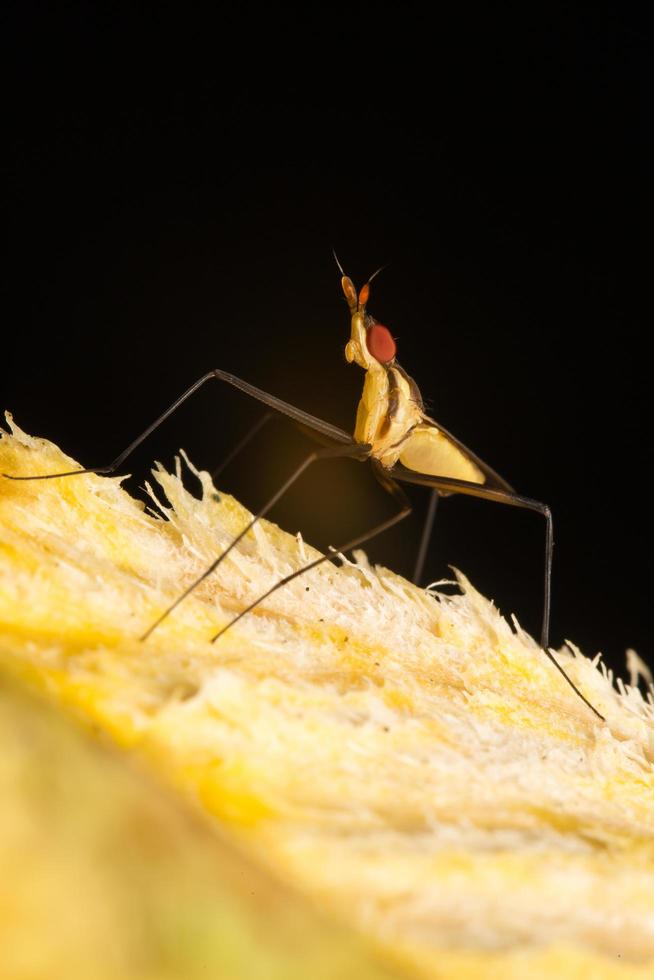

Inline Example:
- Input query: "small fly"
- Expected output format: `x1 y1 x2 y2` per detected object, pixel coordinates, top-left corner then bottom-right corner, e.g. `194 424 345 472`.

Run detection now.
3 259 605 720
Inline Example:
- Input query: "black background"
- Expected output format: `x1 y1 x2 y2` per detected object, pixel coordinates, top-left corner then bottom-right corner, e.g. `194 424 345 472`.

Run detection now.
3 8 650 677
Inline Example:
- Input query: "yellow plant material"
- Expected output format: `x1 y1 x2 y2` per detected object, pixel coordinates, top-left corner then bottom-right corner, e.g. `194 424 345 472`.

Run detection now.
0 670 405 980
1 416 654 979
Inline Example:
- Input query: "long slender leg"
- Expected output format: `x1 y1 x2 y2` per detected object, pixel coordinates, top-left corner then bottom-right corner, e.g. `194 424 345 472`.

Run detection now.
391 467 603 721
140 441 370 641
211 470 412 642
2 369 352 481
211 412 274 480
212 409 357 485
413 489 439 585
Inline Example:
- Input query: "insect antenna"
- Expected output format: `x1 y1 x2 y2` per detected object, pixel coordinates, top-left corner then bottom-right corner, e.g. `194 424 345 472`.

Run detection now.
332 249 346 277
366 262 389 286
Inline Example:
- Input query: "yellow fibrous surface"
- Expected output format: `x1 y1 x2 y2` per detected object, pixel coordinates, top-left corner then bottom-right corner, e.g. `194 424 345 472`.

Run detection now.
1 416 654 979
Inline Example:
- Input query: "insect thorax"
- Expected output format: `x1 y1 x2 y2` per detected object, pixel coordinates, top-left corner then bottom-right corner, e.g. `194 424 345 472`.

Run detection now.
354 362 424 468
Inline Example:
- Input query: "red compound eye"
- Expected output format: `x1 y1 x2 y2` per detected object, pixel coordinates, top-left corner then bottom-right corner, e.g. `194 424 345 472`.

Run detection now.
366 323 397 363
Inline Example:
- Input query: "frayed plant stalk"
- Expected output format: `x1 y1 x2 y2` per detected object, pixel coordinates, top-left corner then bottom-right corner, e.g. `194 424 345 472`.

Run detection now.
1 415 654 980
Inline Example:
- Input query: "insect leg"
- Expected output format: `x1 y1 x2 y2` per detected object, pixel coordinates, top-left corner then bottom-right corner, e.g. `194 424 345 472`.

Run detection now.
413 489 439 585
211 412 274 480
140 440 370 641
2 369 353 481
210 407 349 484
390 467 603 721
211 471 412 642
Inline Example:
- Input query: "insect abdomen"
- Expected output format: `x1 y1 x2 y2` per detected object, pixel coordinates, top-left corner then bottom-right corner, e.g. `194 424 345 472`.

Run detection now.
399 425 486 483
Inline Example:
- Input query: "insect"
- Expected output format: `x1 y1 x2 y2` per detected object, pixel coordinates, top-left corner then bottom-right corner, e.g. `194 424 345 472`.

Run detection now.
3 261 604 720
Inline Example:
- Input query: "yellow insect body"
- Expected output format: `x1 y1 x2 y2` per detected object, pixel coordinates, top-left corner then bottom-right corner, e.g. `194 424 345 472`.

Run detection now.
352 364 422 466
344 288 485 483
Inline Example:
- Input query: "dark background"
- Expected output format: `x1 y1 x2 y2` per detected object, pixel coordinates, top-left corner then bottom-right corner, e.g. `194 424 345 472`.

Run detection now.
3 8 649 677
